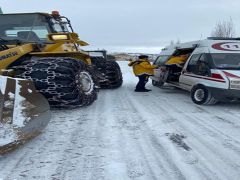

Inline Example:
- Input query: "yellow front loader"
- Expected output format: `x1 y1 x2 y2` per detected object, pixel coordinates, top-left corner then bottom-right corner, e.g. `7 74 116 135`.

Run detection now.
0 11 100 152
0 11 98 108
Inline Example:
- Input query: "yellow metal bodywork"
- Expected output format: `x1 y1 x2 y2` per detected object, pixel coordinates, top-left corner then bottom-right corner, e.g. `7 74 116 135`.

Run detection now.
0 32 92 74
0 44 34 74
30 32 91 64
47 32 89 46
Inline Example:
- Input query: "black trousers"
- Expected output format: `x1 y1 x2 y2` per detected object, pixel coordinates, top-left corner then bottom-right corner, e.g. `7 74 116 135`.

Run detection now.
136 74 149 90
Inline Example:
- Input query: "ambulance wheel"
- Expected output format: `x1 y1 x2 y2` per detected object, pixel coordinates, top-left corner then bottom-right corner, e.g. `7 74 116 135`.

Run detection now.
191 85 217 105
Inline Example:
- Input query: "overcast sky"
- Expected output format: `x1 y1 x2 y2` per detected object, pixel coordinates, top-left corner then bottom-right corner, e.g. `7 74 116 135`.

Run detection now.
1 0 240 53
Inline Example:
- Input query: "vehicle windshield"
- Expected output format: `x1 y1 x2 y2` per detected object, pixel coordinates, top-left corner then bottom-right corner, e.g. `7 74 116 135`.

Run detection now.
0 14 51 43
50 17 71 33
211 53 240 70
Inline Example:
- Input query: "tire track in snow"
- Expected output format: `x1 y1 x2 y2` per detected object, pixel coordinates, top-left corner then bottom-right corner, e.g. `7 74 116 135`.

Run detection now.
129 85 240 180
0 118 64 179
164 100 240 163
97 88 157 180
1 61 240 180
114 98 161 179
115 86 187 180
123 90 212 180
0 111 94 179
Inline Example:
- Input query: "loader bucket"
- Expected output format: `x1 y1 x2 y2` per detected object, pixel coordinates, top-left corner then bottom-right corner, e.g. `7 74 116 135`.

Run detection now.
0 75 51 154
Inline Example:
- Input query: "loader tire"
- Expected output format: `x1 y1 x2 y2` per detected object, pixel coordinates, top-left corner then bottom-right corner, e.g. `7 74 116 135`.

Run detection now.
103 60 123 89
14 57 98 108
91 57 123 89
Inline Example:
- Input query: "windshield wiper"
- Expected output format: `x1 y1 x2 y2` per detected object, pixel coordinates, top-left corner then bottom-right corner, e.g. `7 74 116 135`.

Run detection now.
0 37 24 46
0 37 7 41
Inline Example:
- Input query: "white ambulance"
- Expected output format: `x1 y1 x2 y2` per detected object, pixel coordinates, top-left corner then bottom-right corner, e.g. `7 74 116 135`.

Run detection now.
151 37 240 105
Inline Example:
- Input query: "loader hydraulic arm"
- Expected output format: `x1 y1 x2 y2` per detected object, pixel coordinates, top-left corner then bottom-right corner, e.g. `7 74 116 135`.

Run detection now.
0 43 35 73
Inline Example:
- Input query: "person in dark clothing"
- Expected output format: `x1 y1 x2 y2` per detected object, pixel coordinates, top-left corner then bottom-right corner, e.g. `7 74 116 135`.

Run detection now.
135 74 150 92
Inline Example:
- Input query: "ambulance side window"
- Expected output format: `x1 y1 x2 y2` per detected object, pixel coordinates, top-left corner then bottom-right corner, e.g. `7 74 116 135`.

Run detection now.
187 54 211 76
186 54 201 73
197 54 211 76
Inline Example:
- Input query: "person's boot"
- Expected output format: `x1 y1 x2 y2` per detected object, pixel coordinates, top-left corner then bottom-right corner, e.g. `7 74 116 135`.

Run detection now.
134 89 149 92
144 88 152 91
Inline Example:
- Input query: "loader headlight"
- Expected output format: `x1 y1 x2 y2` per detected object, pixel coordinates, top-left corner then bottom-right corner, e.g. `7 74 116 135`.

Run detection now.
48 34 70 41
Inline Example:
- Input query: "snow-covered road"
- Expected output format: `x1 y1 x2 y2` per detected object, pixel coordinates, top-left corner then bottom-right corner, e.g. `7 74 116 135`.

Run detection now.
1 61 240 180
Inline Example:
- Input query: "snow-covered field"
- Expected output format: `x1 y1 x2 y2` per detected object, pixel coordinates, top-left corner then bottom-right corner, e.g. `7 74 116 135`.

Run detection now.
1 61 240 180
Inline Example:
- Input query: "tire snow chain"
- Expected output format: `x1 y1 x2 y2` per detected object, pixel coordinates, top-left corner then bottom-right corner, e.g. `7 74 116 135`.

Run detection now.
14 58 90 107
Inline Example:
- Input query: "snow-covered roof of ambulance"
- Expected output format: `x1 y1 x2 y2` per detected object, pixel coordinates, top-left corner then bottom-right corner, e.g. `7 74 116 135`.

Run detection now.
164 40 201 50
158 40 200 55
159 37 240 55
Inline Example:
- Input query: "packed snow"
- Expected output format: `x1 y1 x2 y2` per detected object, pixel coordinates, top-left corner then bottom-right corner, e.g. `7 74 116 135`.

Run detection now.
0 124 17 147
1 61 240 180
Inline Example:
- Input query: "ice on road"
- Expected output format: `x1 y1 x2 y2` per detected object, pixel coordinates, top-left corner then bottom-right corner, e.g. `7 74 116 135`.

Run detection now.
1 61 240 180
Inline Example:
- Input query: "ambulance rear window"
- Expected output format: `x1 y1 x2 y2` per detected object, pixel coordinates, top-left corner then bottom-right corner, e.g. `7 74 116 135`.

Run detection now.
212 53 240 70
154 55 170 65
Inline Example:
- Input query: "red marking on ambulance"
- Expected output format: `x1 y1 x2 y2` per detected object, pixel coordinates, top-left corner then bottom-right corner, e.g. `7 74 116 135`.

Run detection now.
223 71 240 78
212 42 240 51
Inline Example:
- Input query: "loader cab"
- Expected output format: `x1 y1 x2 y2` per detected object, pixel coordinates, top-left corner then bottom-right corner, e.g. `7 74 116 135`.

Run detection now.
0 12 73 44
47 11 74 33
